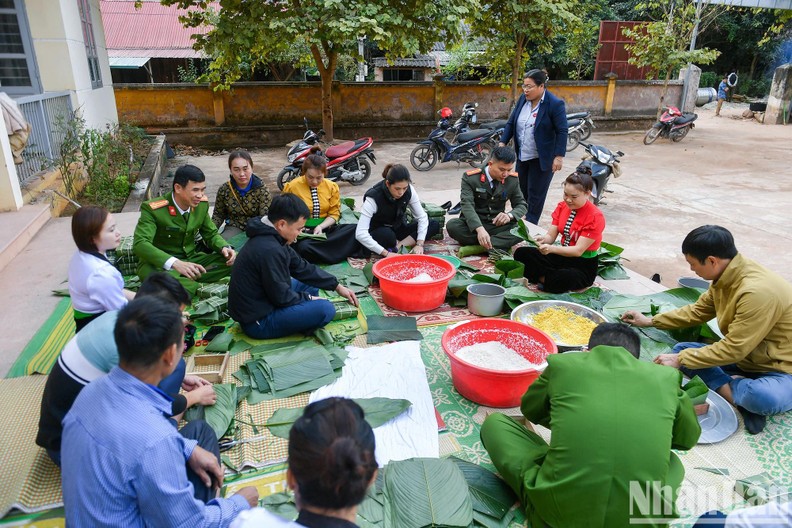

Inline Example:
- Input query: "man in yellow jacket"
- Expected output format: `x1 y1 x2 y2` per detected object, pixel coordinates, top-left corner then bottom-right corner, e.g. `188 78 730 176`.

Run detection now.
622 225 792 434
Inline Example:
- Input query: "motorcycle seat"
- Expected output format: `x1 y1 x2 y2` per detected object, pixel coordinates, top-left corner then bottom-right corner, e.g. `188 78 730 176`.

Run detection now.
567 118 583 128
566 112 590 120
456 129 493 143
480 119 508 130
325 138 370 158
676 113 697 124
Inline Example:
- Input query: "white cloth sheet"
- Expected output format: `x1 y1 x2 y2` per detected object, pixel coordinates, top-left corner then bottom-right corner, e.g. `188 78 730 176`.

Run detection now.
310 341 439 466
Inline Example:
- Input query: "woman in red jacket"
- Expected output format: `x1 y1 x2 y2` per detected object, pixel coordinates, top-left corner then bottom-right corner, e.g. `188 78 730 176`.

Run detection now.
513 171 604 293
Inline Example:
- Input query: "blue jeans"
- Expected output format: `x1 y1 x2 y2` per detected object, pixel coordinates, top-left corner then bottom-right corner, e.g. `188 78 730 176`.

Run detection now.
240 279 336 340
673 342 792 416
159 357 186 395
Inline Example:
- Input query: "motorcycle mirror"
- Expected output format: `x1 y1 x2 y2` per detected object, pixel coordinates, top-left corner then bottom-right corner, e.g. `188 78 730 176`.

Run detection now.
303 117 309 129
318 129 326 136
616 151 624 156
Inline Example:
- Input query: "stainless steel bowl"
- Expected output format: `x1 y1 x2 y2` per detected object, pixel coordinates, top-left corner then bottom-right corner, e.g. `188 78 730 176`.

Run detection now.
510 300 607 350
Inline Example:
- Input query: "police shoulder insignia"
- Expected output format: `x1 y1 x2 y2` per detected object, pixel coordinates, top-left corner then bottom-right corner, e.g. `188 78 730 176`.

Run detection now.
465 168 482 176
149 199 169 210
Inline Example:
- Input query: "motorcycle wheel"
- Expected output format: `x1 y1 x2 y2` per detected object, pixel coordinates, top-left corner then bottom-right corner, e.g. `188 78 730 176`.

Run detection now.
643 127 661 145
410 145 438 171
348 159 372 186
566 131 581 152
277 167 299 190
671 127 690 142
592 179 607 206
471 141 493 169
580 123 592 141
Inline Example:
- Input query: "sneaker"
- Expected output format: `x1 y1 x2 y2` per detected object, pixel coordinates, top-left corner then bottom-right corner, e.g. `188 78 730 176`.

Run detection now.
737 406 767 434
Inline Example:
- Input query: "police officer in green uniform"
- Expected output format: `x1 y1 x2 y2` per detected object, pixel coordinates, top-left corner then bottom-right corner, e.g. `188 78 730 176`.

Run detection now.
446 147 528 251
133 165 235 295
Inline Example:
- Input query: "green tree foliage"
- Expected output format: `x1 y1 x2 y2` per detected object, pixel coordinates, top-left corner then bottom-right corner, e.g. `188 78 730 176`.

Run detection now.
623 0 721 113
160 0 472 140
464 0 583 106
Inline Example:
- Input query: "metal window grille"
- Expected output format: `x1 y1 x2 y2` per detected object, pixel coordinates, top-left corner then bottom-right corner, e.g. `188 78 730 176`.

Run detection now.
14 91 73 183
0 0 41 94
77 0 102 89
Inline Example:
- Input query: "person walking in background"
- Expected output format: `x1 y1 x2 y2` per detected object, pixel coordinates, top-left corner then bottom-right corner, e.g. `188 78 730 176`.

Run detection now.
715 75 729 117
212 150 271 241
499 69 568 225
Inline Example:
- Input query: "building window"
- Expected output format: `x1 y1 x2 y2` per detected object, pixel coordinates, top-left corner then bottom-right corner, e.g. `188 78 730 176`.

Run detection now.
77 0 101 88
383 69 425 82
0 0 40 94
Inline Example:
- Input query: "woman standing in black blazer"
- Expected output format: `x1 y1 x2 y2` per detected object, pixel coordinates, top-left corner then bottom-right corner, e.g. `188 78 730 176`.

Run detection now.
500 69 568 225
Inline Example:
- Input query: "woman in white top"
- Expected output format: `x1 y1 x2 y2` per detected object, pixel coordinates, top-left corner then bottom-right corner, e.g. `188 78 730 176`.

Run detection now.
68 206 134 331
355 164 440 258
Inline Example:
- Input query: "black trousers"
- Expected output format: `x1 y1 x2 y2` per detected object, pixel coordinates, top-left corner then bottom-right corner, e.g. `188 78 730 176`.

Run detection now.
179 420 222 503
369 219 440 252
293 223 364 264
513 247 598 293
516 158 554 224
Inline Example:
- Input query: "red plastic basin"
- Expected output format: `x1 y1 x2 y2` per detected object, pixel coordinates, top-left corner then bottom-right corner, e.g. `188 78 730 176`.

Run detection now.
441 319 558 408
372 255 456 312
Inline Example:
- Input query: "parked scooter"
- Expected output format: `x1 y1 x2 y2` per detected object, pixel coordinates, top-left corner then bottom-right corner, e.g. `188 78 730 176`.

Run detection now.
277 119 376 190
567 111 595 140
643 107 697 145
576 142 623 206
410 111 497 172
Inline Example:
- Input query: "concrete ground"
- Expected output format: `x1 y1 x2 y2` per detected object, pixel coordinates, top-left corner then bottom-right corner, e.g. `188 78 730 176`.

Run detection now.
1 102 790 376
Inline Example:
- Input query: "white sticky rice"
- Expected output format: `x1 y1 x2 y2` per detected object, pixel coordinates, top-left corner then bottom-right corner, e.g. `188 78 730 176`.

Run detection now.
456 341 546 371
405 272 434 283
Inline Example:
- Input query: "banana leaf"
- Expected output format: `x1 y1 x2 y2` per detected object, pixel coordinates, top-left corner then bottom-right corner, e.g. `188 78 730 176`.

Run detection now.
358 492 385 526
458 245 488 258
226 231 249 251
264 344 334 391
448 278 479 298
247 370 342 404
266 397 412 439
472 273 504 285
297 231 327 240
229 339 252 355
205 333 234 352
332 300 359 321
382 457 473 528
599 241 624 257
473 509 516 528
510 219 539 246
362 262 374 284
184 383 237 439
683 376 710 406
598 262 629 280
449 457 517 520
367 315 423 344
494 260 524 279
261 492 299 521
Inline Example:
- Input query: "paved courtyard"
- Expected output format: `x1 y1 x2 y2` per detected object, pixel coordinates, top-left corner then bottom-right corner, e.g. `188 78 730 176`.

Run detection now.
1 103 790 376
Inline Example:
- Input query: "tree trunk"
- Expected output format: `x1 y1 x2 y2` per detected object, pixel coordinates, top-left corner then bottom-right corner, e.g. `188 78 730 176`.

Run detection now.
749 53 758 80
510 35 526 109
657 66 673 119
310 43 338 142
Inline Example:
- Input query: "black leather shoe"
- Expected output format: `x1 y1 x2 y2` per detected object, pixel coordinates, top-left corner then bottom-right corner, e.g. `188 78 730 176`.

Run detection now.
440 201 452 210
448 202 462 215
651 273 661 283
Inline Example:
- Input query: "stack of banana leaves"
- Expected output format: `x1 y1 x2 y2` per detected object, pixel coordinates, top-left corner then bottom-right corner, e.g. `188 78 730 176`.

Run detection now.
233 341 349 405
321 263 371 296
106 235 139 276
184 383 238 439
510 219 629 279
261 456 518 528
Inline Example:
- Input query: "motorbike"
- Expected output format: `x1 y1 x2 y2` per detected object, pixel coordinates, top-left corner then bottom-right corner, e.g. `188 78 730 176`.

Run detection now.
441 102 508 144
277 119 376 190
643 106 697 145
410 111 497 172
567 111 595 140
576 142 623 206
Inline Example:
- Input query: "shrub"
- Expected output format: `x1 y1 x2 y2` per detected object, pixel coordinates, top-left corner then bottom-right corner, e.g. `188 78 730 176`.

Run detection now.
699 71 718 89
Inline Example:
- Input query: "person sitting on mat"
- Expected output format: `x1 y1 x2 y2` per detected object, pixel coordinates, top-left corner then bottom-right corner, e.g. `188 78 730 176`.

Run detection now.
622 225 792 435
355 163 440 258
37 273 215 467
446 146 527 252
61 296 258 526
212 150 272 241
68 205 135 332
228 194 358 340
134 164 236 295
513 170 605 293
231 397 378 528
283 147 363 264
481 323 700 528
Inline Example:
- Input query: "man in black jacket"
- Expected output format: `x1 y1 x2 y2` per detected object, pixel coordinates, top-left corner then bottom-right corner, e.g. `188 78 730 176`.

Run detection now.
228 194 358 339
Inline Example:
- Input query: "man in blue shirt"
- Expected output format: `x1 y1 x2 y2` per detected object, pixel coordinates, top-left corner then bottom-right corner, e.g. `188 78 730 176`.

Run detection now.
716 75 729 117
61 296 257 527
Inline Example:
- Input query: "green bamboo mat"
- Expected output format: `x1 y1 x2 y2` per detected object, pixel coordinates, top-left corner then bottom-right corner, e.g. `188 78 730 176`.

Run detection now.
6 298 74 378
